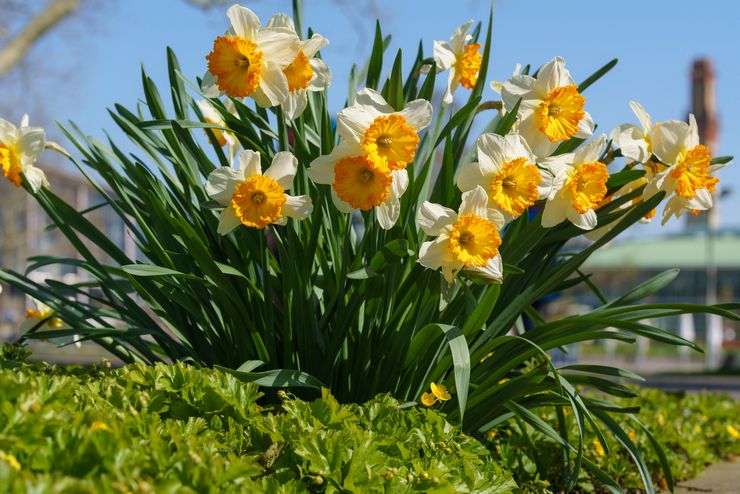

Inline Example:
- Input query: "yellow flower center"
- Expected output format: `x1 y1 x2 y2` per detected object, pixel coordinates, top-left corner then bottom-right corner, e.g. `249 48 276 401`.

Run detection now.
448 214 501 268
489 157 542 216
565 162 609 214
362 114 419 172
537 85 586 142
455 43 482 90
206 36 264 98
0 144 22 187
284 49 313 92
230 175 286 229
672 145 712 199
332 156 392 210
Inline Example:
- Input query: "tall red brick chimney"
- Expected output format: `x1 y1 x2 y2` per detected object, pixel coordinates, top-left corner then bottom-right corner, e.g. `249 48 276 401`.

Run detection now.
686 58 719 231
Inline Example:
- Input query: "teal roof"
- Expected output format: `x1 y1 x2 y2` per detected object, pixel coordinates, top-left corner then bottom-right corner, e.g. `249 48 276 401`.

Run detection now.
583 231 740 269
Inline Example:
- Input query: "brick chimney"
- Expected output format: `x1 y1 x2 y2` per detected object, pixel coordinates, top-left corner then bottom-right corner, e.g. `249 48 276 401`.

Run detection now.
686 58 719 232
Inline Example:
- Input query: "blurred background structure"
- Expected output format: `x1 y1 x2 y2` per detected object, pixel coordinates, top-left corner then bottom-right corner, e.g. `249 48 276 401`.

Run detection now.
0 1 738 376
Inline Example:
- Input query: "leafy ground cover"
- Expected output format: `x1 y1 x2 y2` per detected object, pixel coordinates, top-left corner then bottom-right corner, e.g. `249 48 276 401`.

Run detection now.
1 344 738 493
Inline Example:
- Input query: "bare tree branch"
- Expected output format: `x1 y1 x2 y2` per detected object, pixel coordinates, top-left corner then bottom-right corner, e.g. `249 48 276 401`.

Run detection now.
0 0 80 78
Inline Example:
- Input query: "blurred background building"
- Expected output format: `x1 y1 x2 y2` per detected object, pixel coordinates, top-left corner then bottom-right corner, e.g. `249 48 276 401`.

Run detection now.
0 168 134 342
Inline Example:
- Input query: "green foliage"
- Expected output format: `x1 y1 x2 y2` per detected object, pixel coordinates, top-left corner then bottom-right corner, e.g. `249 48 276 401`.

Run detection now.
0 358 526 493
488 387 740 493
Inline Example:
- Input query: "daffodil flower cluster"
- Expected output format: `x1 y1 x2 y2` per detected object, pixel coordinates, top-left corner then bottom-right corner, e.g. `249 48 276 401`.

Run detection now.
2 4 734 448
611 104 728 224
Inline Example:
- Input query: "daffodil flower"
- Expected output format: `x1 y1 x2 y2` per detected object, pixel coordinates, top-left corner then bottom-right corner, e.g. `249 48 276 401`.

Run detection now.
0 115 48 193
206 150 312 233
502 57 595 159
417 186 504 284
432 20 483 105
195 98 241 161
21 298 79 347
336 88 432 173
265 13 331 120
456 133 551 221
540 135 609 230
204 5 300 106
644 114 729 224
307 141 409 230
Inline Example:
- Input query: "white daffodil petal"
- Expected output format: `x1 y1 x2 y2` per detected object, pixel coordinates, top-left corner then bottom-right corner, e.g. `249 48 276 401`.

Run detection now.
629 100 652 132
687 114 700 149
0 118 18 143
433 41 456 72
227 4 260 40
18 127 45 165
330 189 354 213
417 201 457 236
206 167 244 205
253 63 289 107
487 208 506 230
301 33 329 58
239 150 262 176
217 206 243 235
265 12 294 31
573 134 607 164
283 90 307 120
389 169 409 200
501 75 536 113
265 151 298 189
476 133 507 174
399 99 433 133
256 28 299 67
519 114 558 159
652 120 688 165
459 186 489 216
541 193 568 228
467 254 503 284
611 124 649 163
418 235 461 285
456 162 489 193
201 70 222 97
308 58 332 90
533 56 575 97
443 71 459 105
337 104 379 143
307 141 357 184
375 198 400 230
282 194 313 219
449 20 473 52
566 207 597 230
24 166 48 193
503 133 535 163
574 111 596 139
354 88 394 114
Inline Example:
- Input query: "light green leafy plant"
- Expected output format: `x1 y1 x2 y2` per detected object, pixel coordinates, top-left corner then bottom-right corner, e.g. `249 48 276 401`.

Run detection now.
0 355 525 493
0 1 737 492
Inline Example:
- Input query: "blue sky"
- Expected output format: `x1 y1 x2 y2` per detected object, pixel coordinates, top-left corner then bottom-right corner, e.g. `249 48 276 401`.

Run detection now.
20 0 740 235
